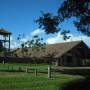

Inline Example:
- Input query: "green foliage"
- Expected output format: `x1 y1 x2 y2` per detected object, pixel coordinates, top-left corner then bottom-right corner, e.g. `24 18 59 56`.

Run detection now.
58 0 90 36
61 30 71 40
36 0 90 37
21 43 28 56
36 12 60 34
27 35 46 53
15 34 46 57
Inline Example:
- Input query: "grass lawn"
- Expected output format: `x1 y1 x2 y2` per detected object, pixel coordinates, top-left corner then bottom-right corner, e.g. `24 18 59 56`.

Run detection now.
0 63 84 90
0 72 84 90
0 63 49 71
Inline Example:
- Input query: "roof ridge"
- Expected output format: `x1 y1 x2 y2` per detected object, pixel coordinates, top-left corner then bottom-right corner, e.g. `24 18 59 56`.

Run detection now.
46 40 83 46
0 28 11 35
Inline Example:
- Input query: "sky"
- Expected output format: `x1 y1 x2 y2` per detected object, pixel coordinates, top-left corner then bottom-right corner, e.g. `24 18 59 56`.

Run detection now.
0 0 90 48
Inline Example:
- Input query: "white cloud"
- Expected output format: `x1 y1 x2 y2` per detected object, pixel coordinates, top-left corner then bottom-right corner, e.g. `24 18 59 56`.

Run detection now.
10 37 18 49
10 31 90 49
46 32 64 44
31 29 44 36
11 40 17 49
65 34 90 44
10 35 30 49
20 38 27 42
20 35 30 43
46 32 90 47
10 29 44 49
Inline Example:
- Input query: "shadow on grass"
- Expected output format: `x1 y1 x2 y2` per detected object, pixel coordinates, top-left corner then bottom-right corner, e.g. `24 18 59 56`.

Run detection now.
61 77 90 90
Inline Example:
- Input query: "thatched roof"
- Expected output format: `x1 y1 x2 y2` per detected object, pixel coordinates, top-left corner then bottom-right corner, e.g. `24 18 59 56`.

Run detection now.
15 40 88 58
0 28 11 35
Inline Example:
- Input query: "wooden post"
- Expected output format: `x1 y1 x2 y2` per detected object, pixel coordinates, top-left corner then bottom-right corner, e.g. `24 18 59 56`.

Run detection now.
2 60 5 64
35 69 37 76
48 66 51 78
7 65 9 71
26 68 28 73
11 66 13 71
19 66 21 72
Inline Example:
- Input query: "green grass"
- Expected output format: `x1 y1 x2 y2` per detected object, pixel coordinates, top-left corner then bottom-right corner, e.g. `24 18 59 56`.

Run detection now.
0 73 84 90
0 63 49 71
0 63 84 90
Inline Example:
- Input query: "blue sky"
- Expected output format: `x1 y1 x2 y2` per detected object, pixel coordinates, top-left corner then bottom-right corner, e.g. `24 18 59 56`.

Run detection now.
0 0 62 35
0 0 90 48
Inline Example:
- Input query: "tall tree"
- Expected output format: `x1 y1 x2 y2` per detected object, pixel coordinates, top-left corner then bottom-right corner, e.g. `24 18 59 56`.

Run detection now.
36 0 90 38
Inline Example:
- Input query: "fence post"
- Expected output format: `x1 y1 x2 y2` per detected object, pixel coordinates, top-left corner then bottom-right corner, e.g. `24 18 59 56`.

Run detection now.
2 60 5 64
19 66 21 72
35 69 37 76
11 66 13 71
7 65 9 71
48 66 51 78
26 67 28 73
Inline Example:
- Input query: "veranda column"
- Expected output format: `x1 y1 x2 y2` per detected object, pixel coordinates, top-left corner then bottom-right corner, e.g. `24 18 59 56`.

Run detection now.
4 35 6 49
8 34 10 51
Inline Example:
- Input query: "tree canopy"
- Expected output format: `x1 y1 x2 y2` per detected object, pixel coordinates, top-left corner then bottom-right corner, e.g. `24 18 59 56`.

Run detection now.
18 35 46 57
36 0 90 38
27 35 46 53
